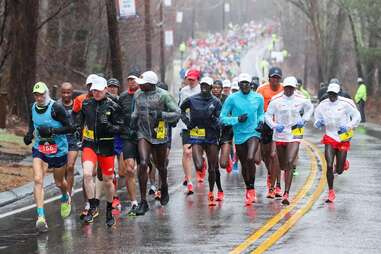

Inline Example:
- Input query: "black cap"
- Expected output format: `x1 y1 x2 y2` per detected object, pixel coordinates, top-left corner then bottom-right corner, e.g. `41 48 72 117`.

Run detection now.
107 78 120 87
268 67 282 78
213 80 223 86
157 81 168 91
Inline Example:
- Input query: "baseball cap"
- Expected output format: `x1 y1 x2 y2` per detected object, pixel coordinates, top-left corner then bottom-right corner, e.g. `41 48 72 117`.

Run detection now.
357 77 364 83
107 78 120 87
33 82 48 94
200 76 213 86
90 76 107 91
136 71 159 85
222 79 231 88
329 78 341 85
283 76 298 88
238 73 251 83
185 69 200 80
86 74 99 85
127 70 141 80
268 67 282 78
327 83 340 94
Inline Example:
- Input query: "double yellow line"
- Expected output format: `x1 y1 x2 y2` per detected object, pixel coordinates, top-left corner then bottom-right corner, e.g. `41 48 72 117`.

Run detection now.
230 141 327 254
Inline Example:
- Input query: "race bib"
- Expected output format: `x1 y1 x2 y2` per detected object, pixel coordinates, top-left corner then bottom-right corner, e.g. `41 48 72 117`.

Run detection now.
291 126 304 139
190 128 206 139
338 129 353 142
38 143 58 155
83 127 94 140
156 121 167 140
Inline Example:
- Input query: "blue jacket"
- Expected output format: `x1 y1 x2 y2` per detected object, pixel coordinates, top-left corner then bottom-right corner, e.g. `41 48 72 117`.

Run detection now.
220 91 264 144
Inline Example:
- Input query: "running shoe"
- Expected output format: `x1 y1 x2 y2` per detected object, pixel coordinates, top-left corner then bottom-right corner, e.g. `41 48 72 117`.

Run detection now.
196 170 204 183
208 192 216 206
187 182 194 195
226 159 233 173
182 177 188 186
128 203 139 216
160 184 169 206
60 195 71 218
112 196 121 211
293 167 299 176
266 188 275 199
216 191 224 201
267 174 271 189
148 185 157 195
245 189 254 206
281 192 290 205
84 207 99 224
79 203 90 220
275 186 282 198
106 208 115 227
344 160 350 171
251 189 257 203
155 190 161 201
233 161 239 172
135 200 149 216
325 189 336 203
36 216 48 233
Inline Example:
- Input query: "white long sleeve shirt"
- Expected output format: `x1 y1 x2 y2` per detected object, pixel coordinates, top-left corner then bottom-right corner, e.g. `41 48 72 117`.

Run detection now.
314 96 361 142
265 92 314 142
178 84 200 129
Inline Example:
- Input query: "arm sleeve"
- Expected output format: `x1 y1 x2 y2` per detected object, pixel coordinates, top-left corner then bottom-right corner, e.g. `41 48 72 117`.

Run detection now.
301 99 314 122
313 104 324 126
130 94 138 130
265 101 276 129
347 103 361 129
51 103 75 134
162 93 181 123
180 98 191 127
219 97 239 126
27 108 35 136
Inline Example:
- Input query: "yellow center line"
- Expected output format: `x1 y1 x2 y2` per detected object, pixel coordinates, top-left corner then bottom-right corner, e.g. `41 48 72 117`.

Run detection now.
230 141 318 254
251 141 327 254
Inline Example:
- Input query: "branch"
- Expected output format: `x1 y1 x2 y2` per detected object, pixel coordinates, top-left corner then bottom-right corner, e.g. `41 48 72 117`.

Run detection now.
0 0 8 46
35 0 74 31
287 0 311 19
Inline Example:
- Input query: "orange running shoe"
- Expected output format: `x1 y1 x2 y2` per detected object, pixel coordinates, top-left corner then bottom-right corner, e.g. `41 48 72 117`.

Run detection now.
155 190 161 201
245 189 254 206
281 192 290 205
187 182 194 195
226 159 233 173
112 196 121 211
196 171 204 183
326 189 336 203
208 192 216 206
251 189 257 203
344 160 350 171
266 188 275 199
216 191 224 201
275 186 282 198
267 175 271 189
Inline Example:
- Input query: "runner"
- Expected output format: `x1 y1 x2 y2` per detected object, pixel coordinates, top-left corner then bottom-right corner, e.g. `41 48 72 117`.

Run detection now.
256 67 283 198
181 77 222 205
58 82 80 196
77 75 121 226
314 82 361 203
265 76 313 205
23 82 73 232
131 71 180 215
222 79 231 99
220 73 264 206
118 71 141 215
178 69 204 192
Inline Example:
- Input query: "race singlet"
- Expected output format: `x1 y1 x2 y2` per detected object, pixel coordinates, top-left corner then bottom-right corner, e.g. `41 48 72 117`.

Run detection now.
338 129 353 142
38 139 58 155
156 121 167 140
190 128 206 140
291 125 304 139
83 127 94 140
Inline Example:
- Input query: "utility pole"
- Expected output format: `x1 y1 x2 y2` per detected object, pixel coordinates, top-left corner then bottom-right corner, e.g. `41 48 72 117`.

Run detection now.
144 0 152 69
160 0 165 82
105 0 123 83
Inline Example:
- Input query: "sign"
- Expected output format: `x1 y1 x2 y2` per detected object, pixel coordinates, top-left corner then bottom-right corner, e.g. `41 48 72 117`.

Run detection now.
165 30 174 46
164 0 172 6
176 11 183 23
118 0 136 18
224 3 230 13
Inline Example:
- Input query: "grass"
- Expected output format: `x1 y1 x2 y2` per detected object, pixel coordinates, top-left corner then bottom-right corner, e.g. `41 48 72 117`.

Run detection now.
0 129 24 145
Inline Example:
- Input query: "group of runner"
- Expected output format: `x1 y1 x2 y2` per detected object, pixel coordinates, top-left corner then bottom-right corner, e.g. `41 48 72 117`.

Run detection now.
24 62 361 232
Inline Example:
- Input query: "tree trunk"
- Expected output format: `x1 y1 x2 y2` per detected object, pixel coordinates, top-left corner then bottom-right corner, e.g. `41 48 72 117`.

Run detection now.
347 13 364 79
105 0 123 83
328 6 346 79
8 0 39 118
144 0 152 69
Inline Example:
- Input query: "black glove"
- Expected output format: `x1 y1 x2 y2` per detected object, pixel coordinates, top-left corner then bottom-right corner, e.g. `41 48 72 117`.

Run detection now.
150 110 163 120
38 127 53 138
238 113 248 123
255 121 264 133
23 133 33 145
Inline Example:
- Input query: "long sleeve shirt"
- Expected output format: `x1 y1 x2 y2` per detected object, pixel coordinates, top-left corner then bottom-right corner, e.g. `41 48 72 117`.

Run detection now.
265 92 313 142
314 96 361 142
220 90 264 144
354 84 367 103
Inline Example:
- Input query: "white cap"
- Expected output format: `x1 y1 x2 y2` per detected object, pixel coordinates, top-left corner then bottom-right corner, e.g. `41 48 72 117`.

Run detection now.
90 76 107 91
86 74 99 85
136 71 159 85
200 76 213 86
283 76 298 88
238 73 251 83
222 79 231 88
357 77 364 83
127 75 139 80
327 83 340 94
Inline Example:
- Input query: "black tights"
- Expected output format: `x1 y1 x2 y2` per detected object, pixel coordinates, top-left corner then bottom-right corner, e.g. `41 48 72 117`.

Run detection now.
325 145 347 190
192 143 219 192
138 139 168 201
276 142 300 193
235 137 259 190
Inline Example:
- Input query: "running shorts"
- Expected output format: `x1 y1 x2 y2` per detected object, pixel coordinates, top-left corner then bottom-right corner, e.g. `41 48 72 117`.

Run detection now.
82 147 115 176
322 135 350 151
32 148 67 169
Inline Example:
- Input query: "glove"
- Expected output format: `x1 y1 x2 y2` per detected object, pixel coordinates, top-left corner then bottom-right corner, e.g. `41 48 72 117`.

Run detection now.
186 122 195 130
23 133 33 145
238 113 248 123
255 121 264 133
296 119 305 128
314 119 325 129
275 124 285 133
339 126 349 133
38 127 53 138
150 110 163 120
